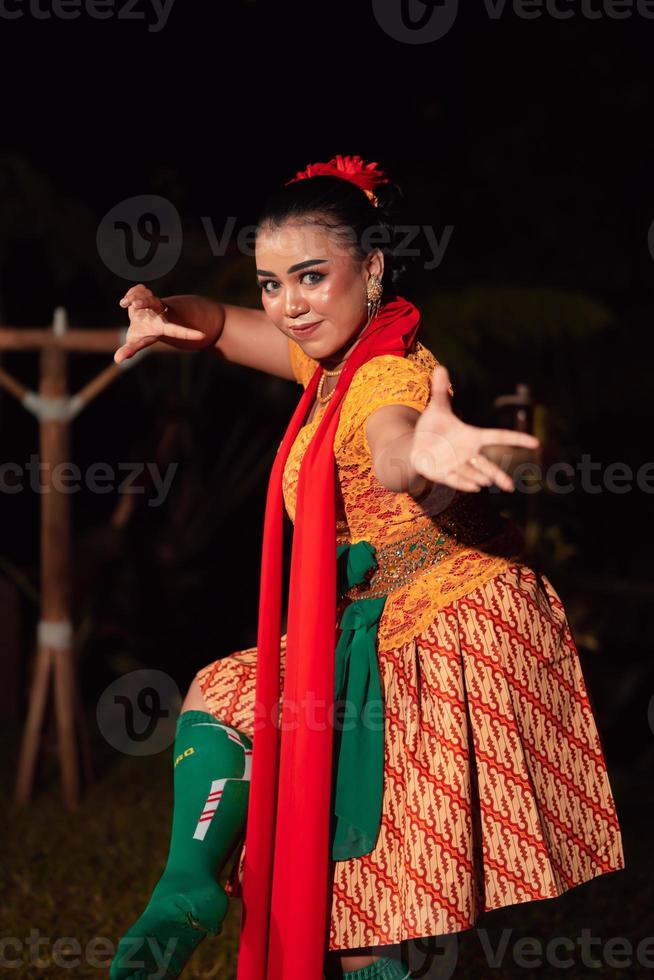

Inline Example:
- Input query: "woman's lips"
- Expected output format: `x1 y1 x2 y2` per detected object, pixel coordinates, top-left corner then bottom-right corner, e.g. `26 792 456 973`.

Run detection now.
290 319 323 337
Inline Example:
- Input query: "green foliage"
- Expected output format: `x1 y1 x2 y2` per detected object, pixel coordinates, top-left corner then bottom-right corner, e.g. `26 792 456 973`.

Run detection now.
417 283 615 384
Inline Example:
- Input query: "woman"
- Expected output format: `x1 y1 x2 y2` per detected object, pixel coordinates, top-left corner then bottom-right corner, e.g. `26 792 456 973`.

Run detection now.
109 156 625 980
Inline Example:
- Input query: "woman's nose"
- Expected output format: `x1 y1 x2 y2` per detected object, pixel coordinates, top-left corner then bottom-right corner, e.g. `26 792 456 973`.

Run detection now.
286 297 309 319
285 289 309 319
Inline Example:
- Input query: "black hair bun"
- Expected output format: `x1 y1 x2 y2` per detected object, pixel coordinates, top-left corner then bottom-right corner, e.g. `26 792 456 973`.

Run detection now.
374 180 410 289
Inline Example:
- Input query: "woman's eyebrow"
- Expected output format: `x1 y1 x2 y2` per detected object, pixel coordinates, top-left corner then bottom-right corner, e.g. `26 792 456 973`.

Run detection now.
256 258 328 277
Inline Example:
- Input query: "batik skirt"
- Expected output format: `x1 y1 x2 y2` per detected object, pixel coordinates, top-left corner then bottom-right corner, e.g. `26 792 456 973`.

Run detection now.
195 560 625 951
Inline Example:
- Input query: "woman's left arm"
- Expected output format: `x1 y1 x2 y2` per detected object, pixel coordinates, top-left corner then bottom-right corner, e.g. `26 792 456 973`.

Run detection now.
366 404 428 495
366 364 540 495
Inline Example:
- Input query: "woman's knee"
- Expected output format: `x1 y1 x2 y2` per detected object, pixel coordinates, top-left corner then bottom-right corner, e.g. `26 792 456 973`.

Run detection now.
181 678 253 749
181 676 209 712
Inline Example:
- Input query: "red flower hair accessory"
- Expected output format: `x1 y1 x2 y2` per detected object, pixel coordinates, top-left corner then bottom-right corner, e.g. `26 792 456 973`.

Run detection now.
285 153 390 207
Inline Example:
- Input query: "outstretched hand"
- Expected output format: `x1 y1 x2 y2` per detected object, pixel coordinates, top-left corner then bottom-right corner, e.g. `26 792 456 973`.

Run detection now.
114 284 206 364
409 365 540 493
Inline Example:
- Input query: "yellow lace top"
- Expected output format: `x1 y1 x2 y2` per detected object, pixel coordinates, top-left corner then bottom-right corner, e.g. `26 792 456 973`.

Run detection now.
284 335 524 651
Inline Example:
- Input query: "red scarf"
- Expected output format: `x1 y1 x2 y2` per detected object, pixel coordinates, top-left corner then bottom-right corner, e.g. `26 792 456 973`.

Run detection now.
236 294 422 980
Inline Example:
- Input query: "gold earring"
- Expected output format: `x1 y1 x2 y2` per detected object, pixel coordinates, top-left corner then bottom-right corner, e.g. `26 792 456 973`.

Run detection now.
366 273 383 323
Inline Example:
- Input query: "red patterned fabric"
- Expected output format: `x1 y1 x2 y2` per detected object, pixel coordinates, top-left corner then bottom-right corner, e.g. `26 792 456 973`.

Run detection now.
197 562 625 950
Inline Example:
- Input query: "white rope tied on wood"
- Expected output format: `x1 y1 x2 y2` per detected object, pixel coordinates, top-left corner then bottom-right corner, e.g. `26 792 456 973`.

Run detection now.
22 392 71 421
37 619 73 650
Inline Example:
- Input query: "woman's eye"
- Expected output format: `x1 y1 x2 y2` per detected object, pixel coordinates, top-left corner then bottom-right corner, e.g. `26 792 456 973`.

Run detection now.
258 271 325 294
302 271 324 285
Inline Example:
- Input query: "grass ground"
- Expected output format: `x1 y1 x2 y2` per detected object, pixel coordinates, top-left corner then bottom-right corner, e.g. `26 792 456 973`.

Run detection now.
1 721 649 979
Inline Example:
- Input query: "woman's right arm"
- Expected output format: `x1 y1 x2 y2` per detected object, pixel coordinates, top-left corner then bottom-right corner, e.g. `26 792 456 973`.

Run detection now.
115 284 295 381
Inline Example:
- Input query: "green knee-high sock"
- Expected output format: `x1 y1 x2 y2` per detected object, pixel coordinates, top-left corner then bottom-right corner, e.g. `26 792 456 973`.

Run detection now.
342 956 412 979
110 709 252 980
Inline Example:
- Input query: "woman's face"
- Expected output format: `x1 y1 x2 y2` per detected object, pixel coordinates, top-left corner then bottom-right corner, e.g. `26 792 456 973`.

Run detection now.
255 219 384 364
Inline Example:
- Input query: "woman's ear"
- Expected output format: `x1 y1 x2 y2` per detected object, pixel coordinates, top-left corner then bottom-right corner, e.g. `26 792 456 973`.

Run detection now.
365 247 385 283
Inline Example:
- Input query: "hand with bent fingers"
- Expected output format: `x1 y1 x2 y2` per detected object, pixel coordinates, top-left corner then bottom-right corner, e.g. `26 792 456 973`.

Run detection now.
409 364 540 493
114 283 206 364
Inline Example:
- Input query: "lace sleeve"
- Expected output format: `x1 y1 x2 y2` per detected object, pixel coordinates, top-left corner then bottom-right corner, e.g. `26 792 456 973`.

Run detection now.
344 353 435 457
287 337 320 388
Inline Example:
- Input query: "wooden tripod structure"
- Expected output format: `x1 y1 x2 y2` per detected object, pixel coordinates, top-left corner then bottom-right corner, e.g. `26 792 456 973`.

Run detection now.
0 308 176 810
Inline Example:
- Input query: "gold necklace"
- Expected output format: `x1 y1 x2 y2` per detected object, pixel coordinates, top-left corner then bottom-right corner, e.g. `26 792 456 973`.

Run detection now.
317 317 370 393
316 365 344 403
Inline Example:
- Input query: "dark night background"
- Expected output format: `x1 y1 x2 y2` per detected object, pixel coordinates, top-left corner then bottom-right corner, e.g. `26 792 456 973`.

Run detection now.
1 2 652 978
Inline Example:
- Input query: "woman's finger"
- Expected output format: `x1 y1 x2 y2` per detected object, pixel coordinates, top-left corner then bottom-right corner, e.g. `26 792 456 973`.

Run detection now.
466 455 514 492
414 457 479 492
487 464 514 492
461 458 494 488
454 475 482 492
480 428 540 449
113 336 156 364
118 288 137 307
490 463 515 491
119 284 152 307
114 346 132 364
129 296 160 311
163 323 207 341
114 344 142 364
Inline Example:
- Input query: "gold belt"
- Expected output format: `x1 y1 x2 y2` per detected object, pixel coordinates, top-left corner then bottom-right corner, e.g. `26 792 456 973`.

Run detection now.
343 497 512 602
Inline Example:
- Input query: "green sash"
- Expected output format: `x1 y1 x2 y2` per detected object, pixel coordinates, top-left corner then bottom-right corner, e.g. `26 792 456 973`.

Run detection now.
330 540 387 860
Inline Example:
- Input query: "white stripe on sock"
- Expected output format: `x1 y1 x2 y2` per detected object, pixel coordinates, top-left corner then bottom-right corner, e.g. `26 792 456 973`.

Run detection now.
191 721 247 748
191 726 252 841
